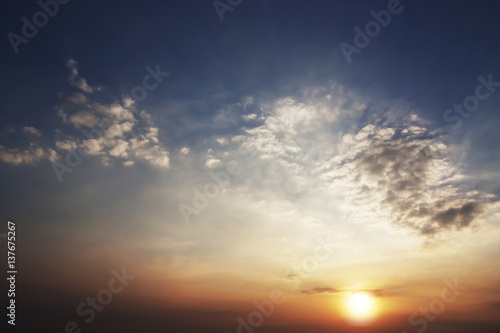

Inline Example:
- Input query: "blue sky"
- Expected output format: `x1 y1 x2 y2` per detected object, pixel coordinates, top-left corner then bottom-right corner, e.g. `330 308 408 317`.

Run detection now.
1 1 500 332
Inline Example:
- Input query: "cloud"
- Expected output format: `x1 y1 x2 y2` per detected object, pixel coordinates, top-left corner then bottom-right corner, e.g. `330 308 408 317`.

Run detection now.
301 287 339 295
54 61 170 168
23 126 42 137
215 137 228 146
301 286 384 296
66 59 96 93
0 126 58 165
318 122 493 236
58 99 170 168
201 85 496 238
205 157 221 168
55 140 78 151
0 143 57 165
431 202 483 229
1 60 170 170
68 110 100 128
242 113 257 121
284 272 301 280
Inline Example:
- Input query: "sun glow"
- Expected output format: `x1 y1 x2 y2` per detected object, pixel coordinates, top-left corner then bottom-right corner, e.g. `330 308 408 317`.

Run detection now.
344 292 377 325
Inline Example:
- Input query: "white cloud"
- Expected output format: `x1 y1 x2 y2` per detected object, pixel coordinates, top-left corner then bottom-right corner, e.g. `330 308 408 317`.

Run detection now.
105 122 135 139
0 144 57 165
80 138 105 156
98 102 135 122
22 126 42 137
128 136 170 167
109 140 129 158
205 157 221 168
215 137 228 146
242 114 257 121
66 59 95 93
123 97 135 108
55 140 78 151
69 110 100 128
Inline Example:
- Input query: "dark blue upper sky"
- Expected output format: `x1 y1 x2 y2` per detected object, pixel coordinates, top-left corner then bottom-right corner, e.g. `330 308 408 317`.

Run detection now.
3 1 500 189
2 0 500 123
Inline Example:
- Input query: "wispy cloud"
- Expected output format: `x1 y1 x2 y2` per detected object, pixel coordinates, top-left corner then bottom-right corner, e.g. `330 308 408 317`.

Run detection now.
301 286 340 295
301 286 384 296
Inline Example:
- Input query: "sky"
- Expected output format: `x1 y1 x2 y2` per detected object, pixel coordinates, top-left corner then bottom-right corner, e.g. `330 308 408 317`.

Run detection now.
1 0 500 332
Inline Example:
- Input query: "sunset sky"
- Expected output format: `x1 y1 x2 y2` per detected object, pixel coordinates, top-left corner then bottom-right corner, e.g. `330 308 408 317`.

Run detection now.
1 1 500 332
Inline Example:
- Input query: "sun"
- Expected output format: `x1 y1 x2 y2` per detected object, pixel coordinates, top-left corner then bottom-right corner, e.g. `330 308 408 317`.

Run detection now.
344 292 377 325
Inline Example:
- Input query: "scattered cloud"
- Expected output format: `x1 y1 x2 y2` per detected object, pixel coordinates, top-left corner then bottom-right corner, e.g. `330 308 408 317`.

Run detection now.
0 60 170 170
54 61 170 168
0 143 57 165
0 126 58 165
56 96 170 168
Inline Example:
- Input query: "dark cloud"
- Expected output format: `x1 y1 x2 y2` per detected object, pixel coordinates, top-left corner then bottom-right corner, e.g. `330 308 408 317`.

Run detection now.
284 272 300 279
301 287 339 295
408 201 484 236
301 286 384 296
359 138 433 199
351 136 429 181
357 289 385 296
432 202 483 228
335 125 494 237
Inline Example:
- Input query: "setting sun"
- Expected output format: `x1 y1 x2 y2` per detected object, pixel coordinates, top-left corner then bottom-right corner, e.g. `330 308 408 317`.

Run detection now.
344 293 377 325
